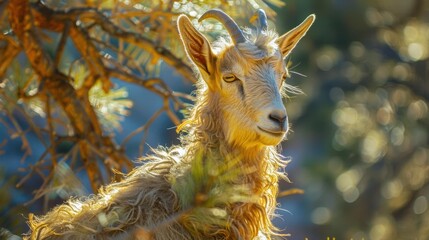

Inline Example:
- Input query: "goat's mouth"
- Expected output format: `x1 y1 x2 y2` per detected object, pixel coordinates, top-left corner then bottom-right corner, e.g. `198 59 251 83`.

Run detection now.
257 126 286 137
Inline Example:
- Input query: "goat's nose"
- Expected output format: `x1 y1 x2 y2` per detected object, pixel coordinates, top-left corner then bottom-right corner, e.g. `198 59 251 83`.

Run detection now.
268 110 287 128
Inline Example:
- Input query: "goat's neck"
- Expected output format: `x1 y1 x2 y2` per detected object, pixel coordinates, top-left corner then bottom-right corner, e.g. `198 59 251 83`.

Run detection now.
187 91 277 194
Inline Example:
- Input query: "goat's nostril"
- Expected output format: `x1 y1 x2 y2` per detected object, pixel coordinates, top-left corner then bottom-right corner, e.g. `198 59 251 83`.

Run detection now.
268 112 287 125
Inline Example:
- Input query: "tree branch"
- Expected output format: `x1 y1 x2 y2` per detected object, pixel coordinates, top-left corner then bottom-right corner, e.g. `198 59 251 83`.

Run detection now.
6 0 186 195
54 22 71 67
0 36 21 80
31 1 197 83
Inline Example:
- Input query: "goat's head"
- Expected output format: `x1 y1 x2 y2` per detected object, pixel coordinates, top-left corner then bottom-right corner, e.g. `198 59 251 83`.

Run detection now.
178 9 315 148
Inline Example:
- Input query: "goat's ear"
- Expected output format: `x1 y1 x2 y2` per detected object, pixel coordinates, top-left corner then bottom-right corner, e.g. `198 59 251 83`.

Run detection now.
177 15 215 86
277 14 315 58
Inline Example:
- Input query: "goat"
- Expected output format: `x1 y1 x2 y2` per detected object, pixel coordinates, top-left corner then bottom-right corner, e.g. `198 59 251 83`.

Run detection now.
24 9 315 240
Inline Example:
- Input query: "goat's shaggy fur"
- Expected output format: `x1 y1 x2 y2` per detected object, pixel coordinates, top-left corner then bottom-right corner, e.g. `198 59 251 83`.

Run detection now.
25 91 287 240
25 80 287 240
25 10 314 240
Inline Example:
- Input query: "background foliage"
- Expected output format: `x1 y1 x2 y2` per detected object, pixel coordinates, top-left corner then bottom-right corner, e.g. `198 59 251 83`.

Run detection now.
1 0 428 239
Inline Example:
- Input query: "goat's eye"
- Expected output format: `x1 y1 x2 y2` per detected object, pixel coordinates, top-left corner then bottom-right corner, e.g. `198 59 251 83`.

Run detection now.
281 73 289 81
223 74 239 83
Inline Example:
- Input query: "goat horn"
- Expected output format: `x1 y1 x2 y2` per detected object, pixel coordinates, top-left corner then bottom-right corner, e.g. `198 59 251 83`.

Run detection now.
250 9 268 31
199 9 247 44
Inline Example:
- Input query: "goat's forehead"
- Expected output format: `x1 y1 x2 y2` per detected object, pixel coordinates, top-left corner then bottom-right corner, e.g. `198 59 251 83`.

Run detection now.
219 47 284 74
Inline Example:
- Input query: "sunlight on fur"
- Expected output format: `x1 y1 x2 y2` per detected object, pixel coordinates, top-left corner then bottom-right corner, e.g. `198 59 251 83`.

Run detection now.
25 9 314 240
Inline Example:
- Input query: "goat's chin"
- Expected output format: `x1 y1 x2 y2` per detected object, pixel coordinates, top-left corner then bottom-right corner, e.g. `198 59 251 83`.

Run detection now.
256 128 287 146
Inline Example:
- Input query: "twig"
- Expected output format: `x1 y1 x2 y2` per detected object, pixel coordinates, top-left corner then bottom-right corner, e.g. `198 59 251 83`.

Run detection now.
78 139 103 191
108 70 168 96
164 98 181 125
121 107 164 148
54 21 71 67
138 108 165 155
89 36 147 76
1 107 33 159
0 91 47 148
0 36 21 80
46 97 57 166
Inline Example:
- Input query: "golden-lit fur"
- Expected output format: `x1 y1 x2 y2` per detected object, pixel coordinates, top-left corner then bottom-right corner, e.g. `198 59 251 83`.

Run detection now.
25 10 314 240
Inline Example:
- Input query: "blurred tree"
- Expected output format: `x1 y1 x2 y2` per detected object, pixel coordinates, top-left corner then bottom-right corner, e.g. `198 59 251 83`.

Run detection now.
283 0 429 239
0 0 285 234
